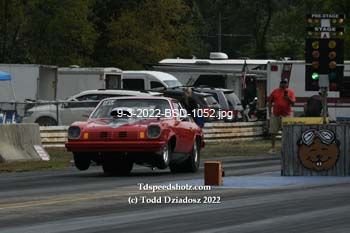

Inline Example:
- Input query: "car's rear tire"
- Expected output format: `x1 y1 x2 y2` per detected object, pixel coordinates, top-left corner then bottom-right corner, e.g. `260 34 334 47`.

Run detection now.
170 139 200 173
73 153 91 171
102 157 133 176
156 143 171 169
183 139 200 172
35 117 57 126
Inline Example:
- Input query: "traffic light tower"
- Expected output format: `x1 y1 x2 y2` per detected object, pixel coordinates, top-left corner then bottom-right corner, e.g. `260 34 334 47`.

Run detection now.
305 14 345 91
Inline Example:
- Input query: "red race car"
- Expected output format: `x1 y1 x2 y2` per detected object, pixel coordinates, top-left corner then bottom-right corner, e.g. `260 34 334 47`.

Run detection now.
65 97 204 175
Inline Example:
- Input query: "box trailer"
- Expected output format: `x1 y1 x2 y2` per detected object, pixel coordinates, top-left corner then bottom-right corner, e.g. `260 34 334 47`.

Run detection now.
0 64 58 102
57 67 122 100
152 53 271 108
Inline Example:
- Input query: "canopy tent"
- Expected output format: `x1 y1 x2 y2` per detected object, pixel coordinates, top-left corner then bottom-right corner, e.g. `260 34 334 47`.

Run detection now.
0 71 11 81
0 71 17 123
0 70 16 100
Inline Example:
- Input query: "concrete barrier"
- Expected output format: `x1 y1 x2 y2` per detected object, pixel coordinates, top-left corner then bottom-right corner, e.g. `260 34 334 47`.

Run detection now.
0 124 46 162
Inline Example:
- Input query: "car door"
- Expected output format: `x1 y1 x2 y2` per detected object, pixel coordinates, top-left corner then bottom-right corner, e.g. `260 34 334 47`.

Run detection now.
171 101 196 153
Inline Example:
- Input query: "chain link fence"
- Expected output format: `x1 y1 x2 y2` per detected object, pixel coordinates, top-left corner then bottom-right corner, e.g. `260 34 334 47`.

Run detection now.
0 100 99 126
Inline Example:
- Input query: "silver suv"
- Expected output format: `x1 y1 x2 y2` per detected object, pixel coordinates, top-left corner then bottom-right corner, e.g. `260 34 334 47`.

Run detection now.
22 89 158 126
194 88 244 121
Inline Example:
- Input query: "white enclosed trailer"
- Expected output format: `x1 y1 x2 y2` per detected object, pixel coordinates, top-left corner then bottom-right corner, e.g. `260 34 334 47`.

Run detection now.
152 53 272 107
57 67 122 100
0 64 58 102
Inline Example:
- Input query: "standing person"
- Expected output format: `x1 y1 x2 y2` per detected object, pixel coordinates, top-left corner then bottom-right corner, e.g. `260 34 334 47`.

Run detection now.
304 92 323 117
181 87 204 127
268 78 296 154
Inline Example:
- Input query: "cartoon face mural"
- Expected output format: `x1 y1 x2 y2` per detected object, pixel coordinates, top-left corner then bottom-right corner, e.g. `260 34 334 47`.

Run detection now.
298 129 340 171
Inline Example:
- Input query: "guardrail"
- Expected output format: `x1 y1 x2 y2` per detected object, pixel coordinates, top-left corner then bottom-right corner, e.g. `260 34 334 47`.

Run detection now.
40 121 267 148
203 121 266 143
40 126 69 148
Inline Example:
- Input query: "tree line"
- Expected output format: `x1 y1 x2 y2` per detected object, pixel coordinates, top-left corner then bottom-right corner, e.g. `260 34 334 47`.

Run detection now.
0 0 349 69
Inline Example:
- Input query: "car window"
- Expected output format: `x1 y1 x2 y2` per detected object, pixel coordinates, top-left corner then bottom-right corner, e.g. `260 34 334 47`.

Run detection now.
123 79 145 90
76 94 100 101
163 80 182 88
224 91 242 108
99 94 124 100
74 94 110 108
64 101 97 108
172 101 181 111
211 93 219 102
203 96 218 105
173 101 189 120
151 81 165 89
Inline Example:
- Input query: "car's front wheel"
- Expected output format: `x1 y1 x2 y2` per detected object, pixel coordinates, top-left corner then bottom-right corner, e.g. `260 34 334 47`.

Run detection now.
73 153 91 171
156 143 171 169
35 116 57 126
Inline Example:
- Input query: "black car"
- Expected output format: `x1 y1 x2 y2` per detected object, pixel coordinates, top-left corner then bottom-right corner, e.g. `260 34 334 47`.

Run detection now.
160 88 221 122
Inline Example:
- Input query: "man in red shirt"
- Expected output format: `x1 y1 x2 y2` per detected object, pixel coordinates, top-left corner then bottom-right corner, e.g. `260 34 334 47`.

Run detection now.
268 78 296 154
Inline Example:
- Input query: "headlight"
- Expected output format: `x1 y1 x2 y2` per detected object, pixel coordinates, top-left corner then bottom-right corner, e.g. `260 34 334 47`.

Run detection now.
68 126 81 139
147 125 161 139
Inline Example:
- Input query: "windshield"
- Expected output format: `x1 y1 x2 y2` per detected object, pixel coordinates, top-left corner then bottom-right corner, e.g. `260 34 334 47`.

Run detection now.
163 80 183 88
90 99 171 119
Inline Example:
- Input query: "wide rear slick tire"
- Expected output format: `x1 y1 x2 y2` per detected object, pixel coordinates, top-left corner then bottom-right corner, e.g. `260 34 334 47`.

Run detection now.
170 139 200 173
184 140 200 172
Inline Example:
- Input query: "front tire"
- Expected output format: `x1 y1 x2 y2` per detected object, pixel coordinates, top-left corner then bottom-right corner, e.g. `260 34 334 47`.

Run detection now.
156 143 171 169
35 116 57 126
73 153 91 171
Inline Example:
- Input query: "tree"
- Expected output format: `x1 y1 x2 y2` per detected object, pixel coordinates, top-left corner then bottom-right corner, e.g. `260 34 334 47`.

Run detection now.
267 2 305 59
25 0 97 66
105 0 203 69
0 0 28 63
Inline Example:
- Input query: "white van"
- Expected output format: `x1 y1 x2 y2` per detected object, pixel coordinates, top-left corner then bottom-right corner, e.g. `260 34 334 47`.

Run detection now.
122 71 182 90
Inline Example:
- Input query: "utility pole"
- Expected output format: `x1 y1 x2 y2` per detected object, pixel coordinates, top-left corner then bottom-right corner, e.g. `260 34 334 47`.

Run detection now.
218 12 222 52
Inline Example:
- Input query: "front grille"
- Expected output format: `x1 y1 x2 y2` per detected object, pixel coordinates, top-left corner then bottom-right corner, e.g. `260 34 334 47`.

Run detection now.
100 132 110 139
118 131 127 138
